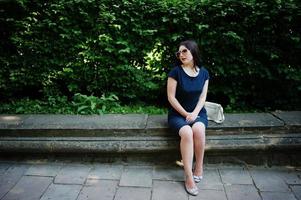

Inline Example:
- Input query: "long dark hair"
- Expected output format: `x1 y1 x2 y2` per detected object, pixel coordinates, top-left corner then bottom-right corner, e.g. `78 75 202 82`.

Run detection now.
176 40 202 72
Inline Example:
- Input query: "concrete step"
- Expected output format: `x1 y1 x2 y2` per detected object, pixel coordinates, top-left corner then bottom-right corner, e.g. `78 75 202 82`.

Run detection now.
0 111 300 165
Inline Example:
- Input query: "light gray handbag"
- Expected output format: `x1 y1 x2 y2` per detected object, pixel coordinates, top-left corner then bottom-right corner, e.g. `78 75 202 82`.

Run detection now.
204 101 225 123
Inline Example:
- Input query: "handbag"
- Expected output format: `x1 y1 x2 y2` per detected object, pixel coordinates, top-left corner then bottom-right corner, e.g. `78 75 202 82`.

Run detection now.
204 101 225 123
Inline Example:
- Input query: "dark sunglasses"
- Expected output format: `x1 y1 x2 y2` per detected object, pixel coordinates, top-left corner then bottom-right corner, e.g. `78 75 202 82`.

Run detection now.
175 49 189 58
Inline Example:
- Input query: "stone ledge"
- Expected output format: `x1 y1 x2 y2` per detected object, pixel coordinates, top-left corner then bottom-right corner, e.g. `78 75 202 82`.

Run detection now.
1 112 300 135
0 133 300 153
0 111 300 165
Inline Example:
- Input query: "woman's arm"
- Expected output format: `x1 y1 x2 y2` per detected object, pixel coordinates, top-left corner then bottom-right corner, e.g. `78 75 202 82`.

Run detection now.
186 80 209 122
167 77 188 118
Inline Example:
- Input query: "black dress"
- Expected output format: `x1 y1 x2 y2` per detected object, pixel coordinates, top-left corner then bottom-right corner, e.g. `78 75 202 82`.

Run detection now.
167 65 210 134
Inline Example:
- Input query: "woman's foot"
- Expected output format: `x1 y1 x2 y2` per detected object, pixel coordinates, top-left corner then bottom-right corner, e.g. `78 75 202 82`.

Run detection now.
193 175 203 183
185 176 198 196
193 166 203 183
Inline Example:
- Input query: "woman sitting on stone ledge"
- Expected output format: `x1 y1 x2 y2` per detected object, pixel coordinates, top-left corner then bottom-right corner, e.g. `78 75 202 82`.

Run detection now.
167 40 209 196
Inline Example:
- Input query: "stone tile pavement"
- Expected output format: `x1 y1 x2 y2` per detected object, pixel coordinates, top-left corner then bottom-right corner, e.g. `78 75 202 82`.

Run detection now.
0 159 301 200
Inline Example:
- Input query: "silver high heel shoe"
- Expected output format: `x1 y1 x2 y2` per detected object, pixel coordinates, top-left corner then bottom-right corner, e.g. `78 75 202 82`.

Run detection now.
193 175 203 183
185 184 199 196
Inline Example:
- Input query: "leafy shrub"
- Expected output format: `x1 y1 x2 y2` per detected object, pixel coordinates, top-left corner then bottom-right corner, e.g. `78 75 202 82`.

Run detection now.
0 94 166 114
72 93 120 114
0 0 300 111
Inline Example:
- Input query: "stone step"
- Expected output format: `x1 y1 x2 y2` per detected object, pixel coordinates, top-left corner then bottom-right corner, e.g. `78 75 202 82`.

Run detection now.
0 111 300 165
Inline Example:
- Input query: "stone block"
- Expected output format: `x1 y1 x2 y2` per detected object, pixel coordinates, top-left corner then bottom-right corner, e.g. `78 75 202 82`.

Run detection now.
197 169 224 190
54 164 91 184
25 163 62 177
153 166 184 181
2 176 52 200
291 185 301 200
261 191 297 200
272 111 301 127
78 179 118 200
225 185 261 200
114 187 151 200
190 189 227 200
88 164 123 180
0 164 29 199
250 169 290 192
119 166 152 187
152 180 188 200
219 167 253 185
40 183 82 200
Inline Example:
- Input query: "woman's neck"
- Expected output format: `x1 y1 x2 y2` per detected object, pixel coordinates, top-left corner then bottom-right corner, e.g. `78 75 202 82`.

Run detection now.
181 62 194 69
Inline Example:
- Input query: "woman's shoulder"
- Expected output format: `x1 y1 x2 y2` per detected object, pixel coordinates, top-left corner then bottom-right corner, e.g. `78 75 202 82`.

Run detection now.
198 66 210 79
168 65 181 74
170 65 181 72
168 65 183 80
199 66 208 72
199 66 209 74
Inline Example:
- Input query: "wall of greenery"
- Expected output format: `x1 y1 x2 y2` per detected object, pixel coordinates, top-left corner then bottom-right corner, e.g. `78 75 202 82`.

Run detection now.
1 0 300 111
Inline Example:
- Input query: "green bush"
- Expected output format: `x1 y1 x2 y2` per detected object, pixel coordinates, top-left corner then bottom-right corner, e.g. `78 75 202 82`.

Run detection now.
0 0 300 111
0 94 166 114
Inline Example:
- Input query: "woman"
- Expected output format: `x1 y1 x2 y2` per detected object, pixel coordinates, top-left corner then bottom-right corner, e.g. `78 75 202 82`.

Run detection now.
167 40 209 196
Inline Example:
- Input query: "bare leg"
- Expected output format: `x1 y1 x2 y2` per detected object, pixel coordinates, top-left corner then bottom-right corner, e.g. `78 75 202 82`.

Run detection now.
179 125 195 188
192 122 206 176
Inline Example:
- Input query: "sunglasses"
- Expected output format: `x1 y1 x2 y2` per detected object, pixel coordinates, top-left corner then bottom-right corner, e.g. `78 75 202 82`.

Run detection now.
175 49 189 58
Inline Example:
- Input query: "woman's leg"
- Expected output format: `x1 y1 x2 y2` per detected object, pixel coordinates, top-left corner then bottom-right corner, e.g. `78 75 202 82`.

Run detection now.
179 125 195 188
192 122 206 177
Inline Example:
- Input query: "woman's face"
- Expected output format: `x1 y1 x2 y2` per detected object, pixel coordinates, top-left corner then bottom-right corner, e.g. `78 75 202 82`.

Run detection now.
177 45 193 65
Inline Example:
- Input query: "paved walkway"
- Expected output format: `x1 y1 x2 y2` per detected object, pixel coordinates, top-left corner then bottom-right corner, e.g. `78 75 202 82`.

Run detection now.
0 159 301 200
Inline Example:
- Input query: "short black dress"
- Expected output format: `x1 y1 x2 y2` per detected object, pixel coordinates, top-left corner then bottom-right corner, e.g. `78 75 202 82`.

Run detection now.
168 65 210 134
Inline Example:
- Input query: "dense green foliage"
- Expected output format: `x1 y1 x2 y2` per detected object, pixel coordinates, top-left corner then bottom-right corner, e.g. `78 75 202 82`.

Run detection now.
1 0 300 112
0 94 166 114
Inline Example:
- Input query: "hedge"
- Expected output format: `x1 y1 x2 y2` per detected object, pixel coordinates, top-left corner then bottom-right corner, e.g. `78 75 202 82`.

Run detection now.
0 0 300 111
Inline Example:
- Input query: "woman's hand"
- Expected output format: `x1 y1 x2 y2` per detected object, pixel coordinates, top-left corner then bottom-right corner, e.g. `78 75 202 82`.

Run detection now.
186 112 198 124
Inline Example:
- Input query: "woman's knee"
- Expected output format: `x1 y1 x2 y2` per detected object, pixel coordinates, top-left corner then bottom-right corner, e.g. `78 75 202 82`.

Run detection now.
179 125 193 141
192 122 206 138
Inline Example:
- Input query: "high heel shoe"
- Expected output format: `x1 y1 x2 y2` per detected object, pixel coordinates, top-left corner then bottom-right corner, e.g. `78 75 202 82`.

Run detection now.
193 175 203 183
184 184 199 196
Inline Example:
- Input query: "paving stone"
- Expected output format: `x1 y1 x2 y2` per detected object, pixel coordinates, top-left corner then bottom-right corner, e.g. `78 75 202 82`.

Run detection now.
225 185 261 200
40 183 82 200
197 169 223 190
291 185 301 200
94 114 148 130
219 167 253 185
114 187 151 200
0 164 29 199
25 163 62 177
77 179 118 200
189 189 227 200
272 111 301 126
1 115 141 131
153 166 184 181
0 163 11 175
22 115 102 129
2 176 52 200
261 192 297 200
152 181 188 200
119 166 152 187
277 169 301 185
250 169 290 192
54 164 91 184
88 164 123 180
218 113 283 128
